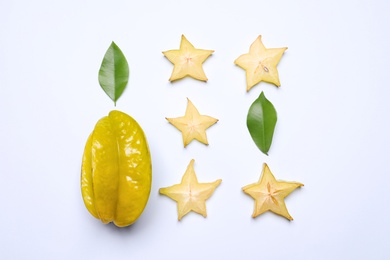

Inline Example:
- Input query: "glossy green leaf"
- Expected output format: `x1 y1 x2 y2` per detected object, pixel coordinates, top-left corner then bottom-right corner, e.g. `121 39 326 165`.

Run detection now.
98 42 129 105
247 91 277 155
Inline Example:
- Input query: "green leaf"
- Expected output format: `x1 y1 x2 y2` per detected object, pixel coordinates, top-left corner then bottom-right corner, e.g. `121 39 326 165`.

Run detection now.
98 42 129 105
247 91 277 155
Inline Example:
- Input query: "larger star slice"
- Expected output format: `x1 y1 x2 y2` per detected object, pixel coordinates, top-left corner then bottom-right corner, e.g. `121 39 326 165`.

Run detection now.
234 36 287 91
163 35 214 82
166 98 218 147
159 159 222 220
242 163 303 220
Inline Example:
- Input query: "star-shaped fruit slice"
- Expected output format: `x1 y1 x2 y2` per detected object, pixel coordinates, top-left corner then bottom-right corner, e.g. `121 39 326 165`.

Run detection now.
163 35 214 82
166 98 218 147
242 163 303 220
234 36 287 91
159 159 222 220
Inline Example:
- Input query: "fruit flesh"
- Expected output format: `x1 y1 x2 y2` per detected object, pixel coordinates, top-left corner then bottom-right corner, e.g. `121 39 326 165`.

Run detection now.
81 110 152 227
234 36 287 91
163 35 214 82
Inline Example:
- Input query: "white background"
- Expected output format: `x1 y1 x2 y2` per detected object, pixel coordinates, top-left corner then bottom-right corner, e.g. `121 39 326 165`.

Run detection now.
1 0 389 259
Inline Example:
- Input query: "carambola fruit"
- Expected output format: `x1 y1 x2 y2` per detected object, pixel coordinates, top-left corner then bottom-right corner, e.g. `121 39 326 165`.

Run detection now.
81 110 152 227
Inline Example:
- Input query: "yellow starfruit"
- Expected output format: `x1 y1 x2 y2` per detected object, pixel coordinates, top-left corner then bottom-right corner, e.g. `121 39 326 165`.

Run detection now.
81 110 152 227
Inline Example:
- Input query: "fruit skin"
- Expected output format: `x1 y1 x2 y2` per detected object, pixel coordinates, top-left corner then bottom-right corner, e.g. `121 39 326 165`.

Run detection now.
81 110 152 227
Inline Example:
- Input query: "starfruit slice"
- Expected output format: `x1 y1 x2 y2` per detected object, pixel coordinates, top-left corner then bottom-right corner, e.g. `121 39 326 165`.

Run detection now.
81 110 152 227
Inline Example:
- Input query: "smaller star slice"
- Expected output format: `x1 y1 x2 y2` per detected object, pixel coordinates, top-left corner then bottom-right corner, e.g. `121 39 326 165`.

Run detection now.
242 163 303 220
159 159 222 220
166 98 218 147
163 35 214 82
235 35 287 91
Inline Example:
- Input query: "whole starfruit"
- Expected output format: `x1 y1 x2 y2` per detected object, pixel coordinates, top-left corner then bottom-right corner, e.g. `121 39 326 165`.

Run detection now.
81 110 152 227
